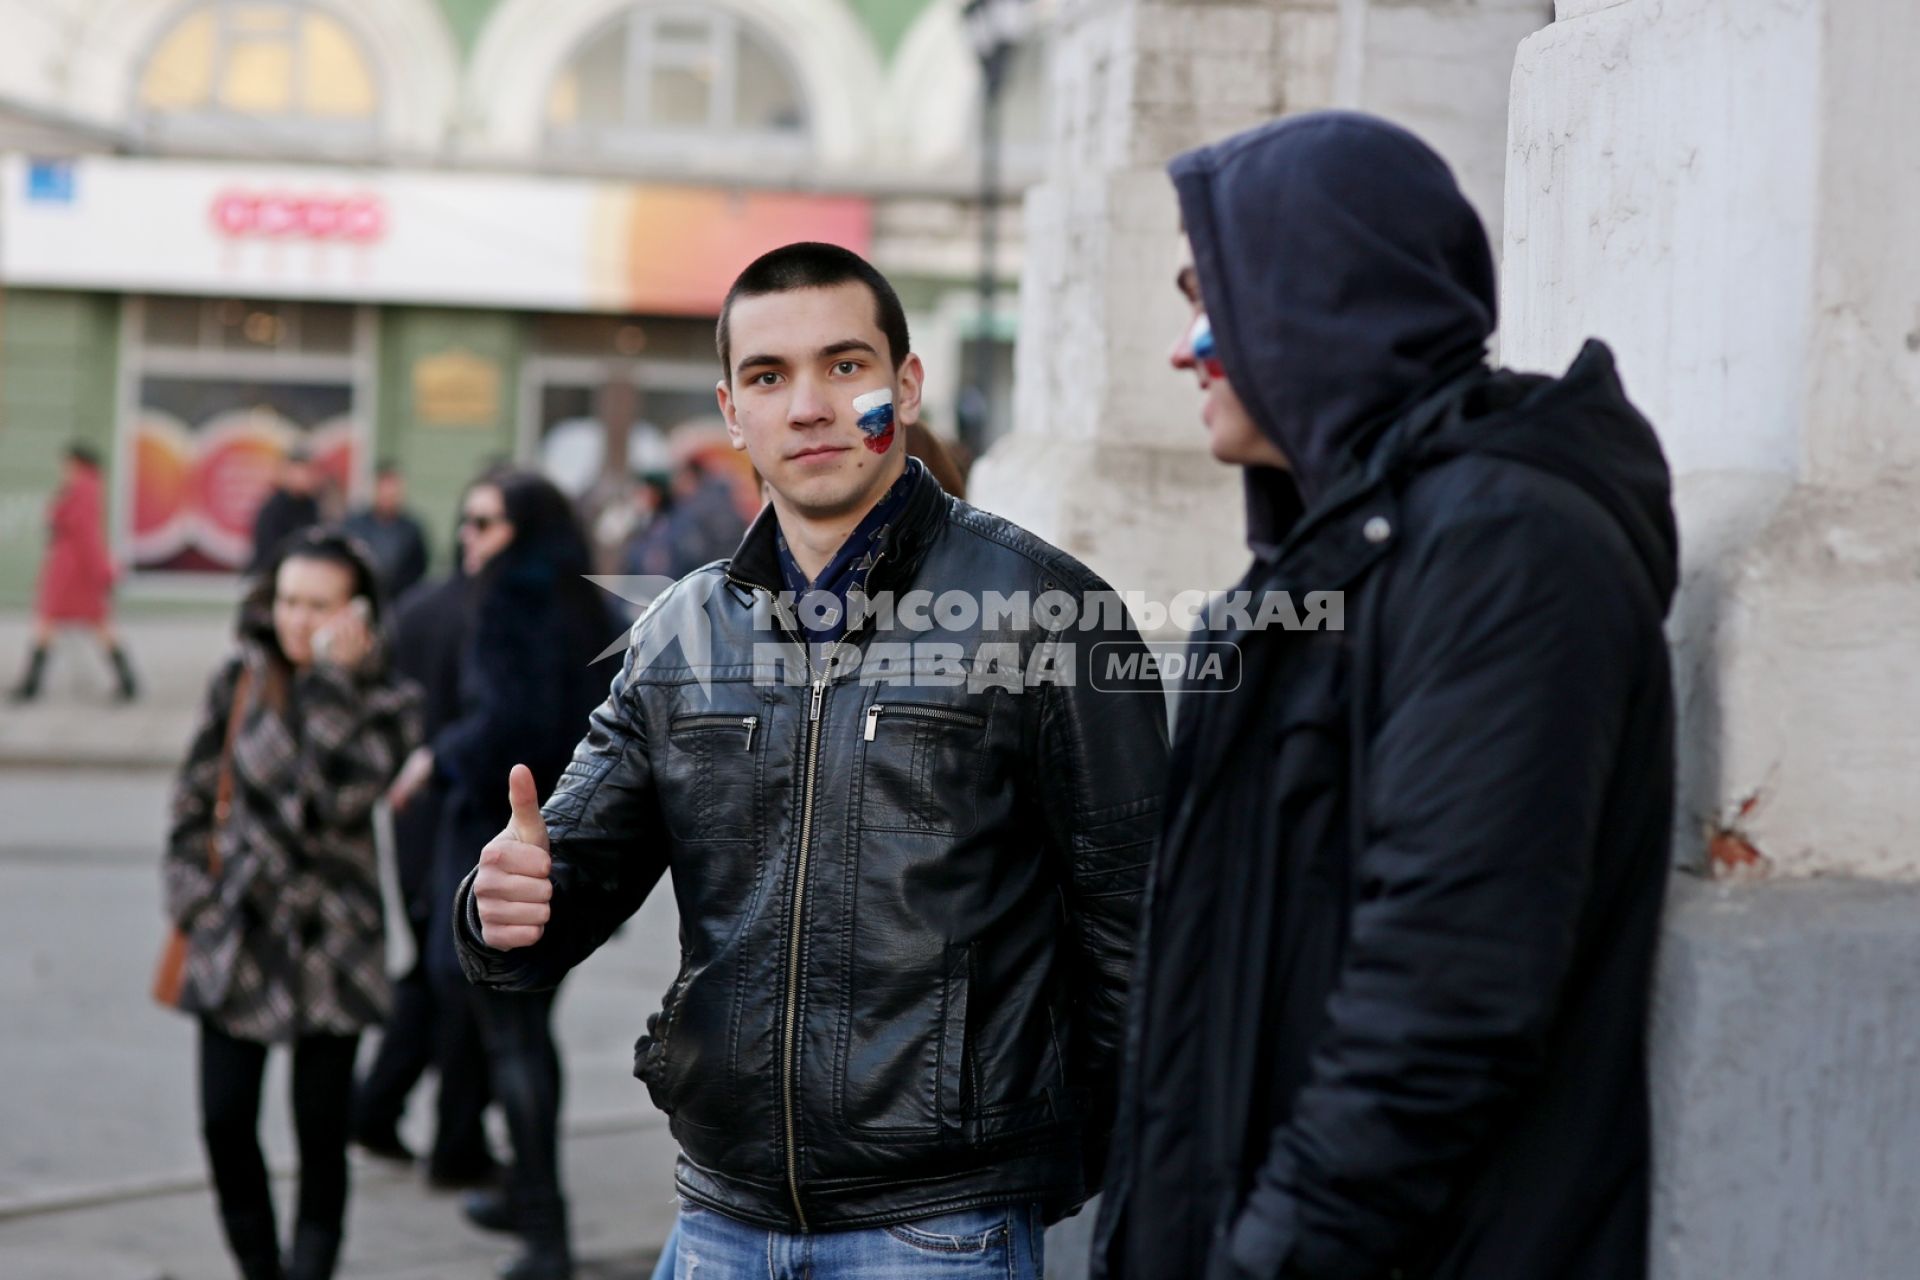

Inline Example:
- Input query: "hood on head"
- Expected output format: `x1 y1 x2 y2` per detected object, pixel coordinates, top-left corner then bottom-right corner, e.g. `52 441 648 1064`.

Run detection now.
1170 111 1497 505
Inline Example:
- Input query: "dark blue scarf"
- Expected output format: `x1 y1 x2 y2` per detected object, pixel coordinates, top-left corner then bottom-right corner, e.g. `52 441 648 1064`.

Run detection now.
775 459 920 648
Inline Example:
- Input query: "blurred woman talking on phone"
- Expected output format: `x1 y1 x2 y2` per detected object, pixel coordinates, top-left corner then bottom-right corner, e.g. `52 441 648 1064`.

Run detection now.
163 527 421 1280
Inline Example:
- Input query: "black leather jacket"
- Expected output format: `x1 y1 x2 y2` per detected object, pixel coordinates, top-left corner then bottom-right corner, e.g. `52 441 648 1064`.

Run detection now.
456 464 1168 1231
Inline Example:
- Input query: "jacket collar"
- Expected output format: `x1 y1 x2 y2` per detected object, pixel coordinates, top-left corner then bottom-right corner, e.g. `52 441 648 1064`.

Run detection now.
1263 365 1490 592
725 457 949 600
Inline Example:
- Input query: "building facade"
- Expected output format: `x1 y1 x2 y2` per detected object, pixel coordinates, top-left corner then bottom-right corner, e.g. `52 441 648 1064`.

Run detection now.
0 0 1049 601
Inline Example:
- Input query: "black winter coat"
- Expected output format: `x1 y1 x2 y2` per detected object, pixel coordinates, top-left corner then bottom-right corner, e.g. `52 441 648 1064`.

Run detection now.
387 573 473 921
426 553 616 981
1096 114 1679 1280
455 463 1170 1232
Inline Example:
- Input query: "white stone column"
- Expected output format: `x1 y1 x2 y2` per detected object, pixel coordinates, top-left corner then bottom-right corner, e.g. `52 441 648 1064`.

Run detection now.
1505 0 1920 882
970 0 1549 619
1505 2 1920 1274
1338 0 1554 251
967 0 1343 616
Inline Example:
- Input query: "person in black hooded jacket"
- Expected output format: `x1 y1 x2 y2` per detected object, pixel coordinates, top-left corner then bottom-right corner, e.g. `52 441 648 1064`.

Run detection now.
1091 112 1679 1280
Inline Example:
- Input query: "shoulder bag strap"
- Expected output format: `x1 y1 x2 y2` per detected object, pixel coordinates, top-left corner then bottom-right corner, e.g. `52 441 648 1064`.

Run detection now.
208 665 252 877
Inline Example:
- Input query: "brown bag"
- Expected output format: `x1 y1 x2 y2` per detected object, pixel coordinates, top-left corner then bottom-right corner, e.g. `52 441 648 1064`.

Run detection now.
152 667 251 1008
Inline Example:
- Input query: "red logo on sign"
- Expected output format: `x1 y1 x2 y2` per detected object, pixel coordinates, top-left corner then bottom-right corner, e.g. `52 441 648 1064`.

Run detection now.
211 191 386 242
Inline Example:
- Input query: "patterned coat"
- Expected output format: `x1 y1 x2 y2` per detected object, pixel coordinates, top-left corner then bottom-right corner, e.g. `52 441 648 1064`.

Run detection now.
164 624 421 1043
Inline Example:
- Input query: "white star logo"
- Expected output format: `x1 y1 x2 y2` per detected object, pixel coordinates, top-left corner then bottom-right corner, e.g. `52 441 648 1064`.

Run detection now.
585 573 723 695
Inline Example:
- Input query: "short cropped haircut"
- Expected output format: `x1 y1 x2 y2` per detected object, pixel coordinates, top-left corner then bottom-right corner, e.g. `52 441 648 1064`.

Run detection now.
716 242 910 379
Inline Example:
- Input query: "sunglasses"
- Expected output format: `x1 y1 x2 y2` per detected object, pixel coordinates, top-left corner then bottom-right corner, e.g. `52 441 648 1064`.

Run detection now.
460 513 503 532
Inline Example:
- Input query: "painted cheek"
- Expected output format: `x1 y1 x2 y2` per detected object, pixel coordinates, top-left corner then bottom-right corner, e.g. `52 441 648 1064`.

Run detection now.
1192 314 1229 381
852 389 896 456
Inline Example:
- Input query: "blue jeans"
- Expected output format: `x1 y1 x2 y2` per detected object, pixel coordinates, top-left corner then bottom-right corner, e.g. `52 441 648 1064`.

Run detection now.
672 1200 1044 1279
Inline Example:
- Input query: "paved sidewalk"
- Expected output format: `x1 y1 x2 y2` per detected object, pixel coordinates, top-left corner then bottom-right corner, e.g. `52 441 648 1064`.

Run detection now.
0 1121 675 1280
0 765 684 1279
0 610 229 769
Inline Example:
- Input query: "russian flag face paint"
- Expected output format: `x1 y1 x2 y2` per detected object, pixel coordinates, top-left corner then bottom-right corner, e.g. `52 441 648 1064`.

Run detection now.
852 388 896 455
1191 314 1228 381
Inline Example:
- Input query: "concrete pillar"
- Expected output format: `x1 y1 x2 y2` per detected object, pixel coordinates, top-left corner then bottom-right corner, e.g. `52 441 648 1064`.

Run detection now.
1505 0 1920 880
1338 0 1554 252
970 0 1549 620
1505 1 1920 1273
968 0 1326 615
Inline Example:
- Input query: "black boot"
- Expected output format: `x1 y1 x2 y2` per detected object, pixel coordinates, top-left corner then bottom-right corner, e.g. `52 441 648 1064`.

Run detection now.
221 1209 284 1280
107 644 139 702
498 1237 572 1280
463 1187 522 1234
285 1222 342 1280
236 1251 285 1280
8 645 46 703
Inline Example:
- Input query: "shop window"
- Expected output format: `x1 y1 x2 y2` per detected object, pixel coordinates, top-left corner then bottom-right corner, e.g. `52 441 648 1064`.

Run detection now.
521 315 731 497
529 313 717 364
544 6 808 163
124 296 369 578
134 2 381 152
140 296 359 355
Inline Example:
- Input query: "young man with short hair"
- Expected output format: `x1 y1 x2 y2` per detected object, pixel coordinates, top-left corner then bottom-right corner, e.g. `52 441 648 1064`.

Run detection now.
456 243 1168 1279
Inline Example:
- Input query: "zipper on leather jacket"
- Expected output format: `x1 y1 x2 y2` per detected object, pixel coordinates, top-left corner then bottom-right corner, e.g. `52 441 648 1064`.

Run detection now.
863 701 986 741
749 547 885 1232
670 713 758 751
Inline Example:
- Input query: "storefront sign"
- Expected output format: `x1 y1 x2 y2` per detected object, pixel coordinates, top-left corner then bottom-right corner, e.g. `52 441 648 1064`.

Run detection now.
1 155 872 315
210 189 387 242
413 348 502 427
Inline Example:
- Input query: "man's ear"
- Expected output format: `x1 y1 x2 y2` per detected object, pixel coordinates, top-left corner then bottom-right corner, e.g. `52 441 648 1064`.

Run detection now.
895 354 926 427
716 379 747 451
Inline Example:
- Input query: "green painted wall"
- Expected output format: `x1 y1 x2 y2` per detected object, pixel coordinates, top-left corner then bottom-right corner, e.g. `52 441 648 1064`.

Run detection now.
0 290 121 610
435 0 500 59
376 307 525 571
434 0 936 65
848 0 941 62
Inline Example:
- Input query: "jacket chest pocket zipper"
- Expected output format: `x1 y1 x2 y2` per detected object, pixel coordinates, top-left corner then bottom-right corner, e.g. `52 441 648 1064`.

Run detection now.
670 714 758 751
863 703 986 741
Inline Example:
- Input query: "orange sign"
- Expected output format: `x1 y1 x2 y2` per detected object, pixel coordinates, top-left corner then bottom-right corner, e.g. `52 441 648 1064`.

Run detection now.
604 188 874 316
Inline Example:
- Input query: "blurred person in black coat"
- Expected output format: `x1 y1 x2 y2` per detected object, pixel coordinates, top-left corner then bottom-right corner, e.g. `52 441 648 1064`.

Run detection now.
246 447 324 576
418 469 619 1280
343 461 431 601
350 474 500 1186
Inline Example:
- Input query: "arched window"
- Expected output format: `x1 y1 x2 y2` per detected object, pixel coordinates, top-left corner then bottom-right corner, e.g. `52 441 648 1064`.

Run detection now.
135 1 381 151
544 6 809 163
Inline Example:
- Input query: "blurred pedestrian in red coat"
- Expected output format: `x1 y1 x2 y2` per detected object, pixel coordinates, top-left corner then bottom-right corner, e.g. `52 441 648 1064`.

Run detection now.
9 442 138 702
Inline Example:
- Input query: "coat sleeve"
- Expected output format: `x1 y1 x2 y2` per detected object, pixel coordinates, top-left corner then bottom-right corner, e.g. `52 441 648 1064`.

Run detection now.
1036 582 1169 1192
431 596 536 791
454 628 670 992
1225 504 1649 1279
396 519 429 597
163 656 244 927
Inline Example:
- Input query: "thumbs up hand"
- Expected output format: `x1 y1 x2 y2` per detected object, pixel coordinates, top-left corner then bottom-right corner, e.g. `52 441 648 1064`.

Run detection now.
473 764 554 950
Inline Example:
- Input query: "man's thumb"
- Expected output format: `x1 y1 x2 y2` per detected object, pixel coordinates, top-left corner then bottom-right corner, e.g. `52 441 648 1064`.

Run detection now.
506 764 550 851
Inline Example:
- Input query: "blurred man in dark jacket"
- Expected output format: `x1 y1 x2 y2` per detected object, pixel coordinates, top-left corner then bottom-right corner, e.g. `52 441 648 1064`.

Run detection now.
343 462 430 601
350 556 497 1187
247 447 323 575
1093 112 1678 1280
